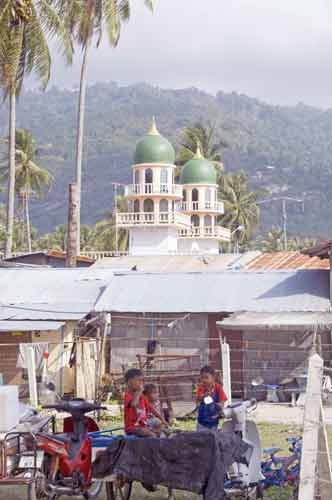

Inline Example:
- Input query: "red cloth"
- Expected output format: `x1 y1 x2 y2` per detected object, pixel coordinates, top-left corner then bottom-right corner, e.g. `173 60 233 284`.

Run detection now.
124 391 153 433
196 383 228 403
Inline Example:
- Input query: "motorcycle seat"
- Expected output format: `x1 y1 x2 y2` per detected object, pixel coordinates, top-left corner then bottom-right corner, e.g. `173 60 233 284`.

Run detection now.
263 447 283 456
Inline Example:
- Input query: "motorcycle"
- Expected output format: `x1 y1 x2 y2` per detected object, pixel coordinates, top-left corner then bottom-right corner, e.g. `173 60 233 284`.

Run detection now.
33 399 105 499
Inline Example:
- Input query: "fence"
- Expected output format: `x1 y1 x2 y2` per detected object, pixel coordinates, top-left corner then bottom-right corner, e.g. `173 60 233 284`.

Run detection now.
298 349 332 499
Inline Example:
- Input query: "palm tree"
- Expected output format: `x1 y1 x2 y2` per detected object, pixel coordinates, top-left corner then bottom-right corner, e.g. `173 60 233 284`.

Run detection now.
0 129 53 252
257 226 284 252
62 0 155 255
93 195 128 252
220 171 260 248
0 0 72 257
177 122 227 180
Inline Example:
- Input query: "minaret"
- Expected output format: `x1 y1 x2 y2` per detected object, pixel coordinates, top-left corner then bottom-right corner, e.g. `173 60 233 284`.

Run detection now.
177 145 230 254
116 119 190 255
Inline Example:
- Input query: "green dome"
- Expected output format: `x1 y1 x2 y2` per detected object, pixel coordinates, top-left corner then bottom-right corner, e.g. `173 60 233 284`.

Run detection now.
134 119 175 165
180 147 217 184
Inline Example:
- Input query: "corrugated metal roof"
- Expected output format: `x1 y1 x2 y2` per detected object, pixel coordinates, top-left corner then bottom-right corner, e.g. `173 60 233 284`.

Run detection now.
245 252 329 270
95 270 331 314
0 321 65 332
0 268 114 321
92 253 260 272
217 312 332 330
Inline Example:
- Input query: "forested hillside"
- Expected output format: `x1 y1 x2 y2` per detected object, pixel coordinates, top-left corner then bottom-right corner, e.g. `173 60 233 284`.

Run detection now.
0 82 331 237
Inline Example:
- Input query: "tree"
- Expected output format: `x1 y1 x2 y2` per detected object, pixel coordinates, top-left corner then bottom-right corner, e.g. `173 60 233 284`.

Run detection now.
255 226 284 252
63 0 155 254
0 129 53 252
0 0 72 257
177 122 227 180
93 195 128 252
220 171 260 247
254 228 317 253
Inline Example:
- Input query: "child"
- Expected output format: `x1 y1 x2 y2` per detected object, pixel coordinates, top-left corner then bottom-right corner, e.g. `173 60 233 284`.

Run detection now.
196 365 227 432
124 368 168 437
143 383 174 433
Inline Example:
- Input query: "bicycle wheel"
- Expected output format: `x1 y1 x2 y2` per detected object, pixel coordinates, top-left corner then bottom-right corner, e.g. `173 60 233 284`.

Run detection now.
106 479 133 500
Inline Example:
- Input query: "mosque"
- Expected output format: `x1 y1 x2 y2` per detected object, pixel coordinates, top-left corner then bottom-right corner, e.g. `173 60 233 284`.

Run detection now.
116 119 230 256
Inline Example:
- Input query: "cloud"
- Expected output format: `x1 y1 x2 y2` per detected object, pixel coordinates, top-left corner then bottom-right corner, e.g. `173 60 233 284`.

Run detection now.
48 0 332 108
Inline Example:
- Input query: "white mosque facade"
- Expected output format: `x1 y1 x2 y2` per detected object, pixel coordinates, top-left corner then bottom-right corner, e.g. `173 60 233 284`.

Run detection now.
116 120 230 256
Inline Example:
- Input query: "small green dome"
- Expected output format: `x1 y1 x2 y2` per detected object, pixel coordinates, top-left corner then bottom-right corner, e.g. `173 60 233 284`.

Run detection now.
134 118 175 165
180 147 217 184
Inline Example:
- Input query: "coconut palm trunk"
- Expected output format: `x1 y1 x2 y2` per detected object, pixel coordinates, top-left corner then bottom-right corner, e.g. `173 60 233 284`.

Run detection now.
24 191 32 253
75 44 90 256
5 88 16 258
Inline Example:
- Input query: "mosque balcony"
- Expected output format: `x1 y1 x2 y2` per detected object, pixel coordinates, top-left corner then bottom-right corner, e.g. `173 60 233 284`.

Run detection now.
180 201 224 213
127 183 182 198
178 225 231 241
116 211 191 228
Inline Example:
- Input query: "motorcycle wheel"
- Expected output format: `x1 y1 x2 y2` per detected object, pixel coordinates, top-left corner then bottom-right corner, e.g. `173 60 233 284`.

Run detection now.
106 480 133 500
45 481 103 500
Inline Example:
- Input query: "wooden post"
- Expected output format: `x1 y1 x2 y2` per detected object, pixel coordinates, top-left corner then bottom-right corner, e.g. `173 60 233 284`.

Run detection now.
220 336 232 405
24 345 38 407
66 183 78 268
298 352 324 499
317 400 332 499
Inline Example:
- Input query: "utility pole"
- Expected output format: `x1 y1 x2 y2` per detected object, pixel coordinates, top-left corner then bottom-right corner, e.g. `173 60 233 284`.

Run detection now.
258 196 304 251
66 183 78 268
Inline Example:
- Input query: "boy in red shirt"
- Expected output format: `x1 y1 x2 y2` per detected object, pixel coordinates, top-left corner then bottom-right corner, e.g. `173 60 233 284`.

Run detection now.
124 368 168 437
196 365 227 432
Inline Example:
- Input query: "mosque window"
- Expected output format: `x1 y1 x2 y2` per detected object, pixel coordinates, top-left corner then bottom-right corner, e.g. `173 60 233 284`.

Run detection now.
192 188 199 202
160 168 168 184
191 215 200 227
145 168 153 184
144 199 154 212
204 215 212 227
159 199 168 212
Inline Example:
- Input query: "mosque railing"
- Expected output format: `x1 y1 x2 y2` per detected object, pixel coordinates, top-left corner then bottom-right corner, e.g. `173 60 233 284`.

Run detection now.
178 225 231 241
181 201 224 213
116 211 191 227
127 183 182 197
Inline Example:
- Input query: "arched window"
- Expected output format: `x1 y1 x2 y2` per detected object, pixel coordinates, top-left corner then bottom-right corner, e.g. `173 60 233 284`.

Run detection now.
134 199 140 212
182 190 187 201
134 169 140 185
159 199 168 212
191 215 200 227
144 199 154 212
205 188 212 202
160 168 168 184
145 168 153 184
204 215 212 227
192 188 199 202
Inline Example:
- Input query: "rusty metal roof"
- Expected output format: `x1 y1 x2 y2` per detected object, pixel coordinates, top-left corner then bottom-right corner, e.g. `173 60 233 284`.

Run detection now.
245 252 329 271
302 241 332 259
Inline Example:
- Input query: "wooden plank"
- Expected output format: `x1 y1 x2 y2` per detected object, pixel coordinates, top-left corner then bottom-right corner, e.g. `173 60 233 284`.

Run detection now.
317 400 332 499
298 353 323 500
24 345 38 407
220 337 232 405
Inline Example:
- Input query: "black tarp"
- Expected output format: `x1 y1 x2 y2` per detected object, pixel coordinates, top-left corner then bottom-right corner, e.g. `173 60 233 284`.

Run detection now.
93 431 250 500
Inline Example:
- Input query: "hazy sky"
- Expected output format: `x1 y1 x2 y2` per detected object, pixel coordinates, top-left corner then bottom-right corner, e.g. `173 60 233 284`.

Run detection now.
50 0 332 108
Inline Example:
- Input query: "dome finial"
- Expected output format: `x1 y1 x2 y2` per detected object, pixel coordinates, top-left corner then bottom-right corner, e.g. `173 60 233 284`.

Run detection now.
148 116 160 136
194 142 203 159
